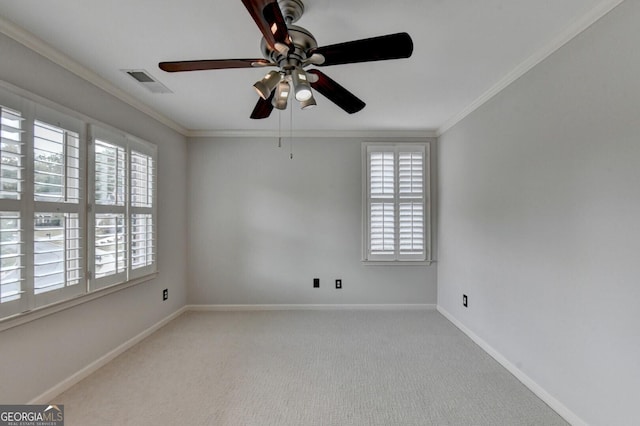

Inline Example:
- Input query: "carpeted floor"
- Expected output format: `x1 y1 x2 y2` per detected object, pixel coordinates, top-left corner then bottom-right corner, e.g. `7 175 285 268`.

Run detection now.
53 310 568 425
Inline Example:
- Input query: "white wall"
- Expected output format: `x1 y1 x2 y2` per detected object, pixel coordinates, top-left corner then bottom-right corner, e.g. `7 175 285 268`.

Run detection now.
188 136 436 305
0 33 188 403
438 2 640 425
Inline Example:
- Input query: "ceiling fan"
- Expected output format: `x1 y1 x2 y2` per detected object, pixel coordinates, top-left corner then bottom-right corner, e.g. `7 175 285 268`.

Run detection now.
158 0 413 119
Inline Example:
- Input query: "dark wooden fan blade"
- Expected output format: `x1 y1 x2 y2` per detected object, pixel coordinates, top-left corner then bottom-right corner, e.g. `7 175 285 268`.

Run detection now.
159 59 271 72
307 69 365 114
310 32 413 67
241 0 291 51
250 91 275 119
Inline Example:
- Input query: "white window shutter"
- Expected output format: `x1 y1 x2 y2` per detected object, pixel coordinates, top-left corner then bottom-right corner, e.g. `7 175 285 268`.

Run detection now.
95 140 127 206
398 150 425 259
131 151 154 208
94 213 127 279
364 143 428 262
370 151 394 198
90 130 129 289
31 112 85 307
130 150 155 272
1 85 159 322
370 202 395 255
0 106 24 200
0 211 23 307
1 105 26 316
399 151 423 196
399 203 424 255
33 121 81 203
131 213 154 269
33 212 82 294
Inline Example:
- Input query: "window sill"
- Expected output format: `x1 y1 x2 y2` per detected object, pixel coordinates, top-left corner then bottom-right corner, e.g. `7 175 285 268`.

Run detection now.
361 260 436 266
0 272 158 332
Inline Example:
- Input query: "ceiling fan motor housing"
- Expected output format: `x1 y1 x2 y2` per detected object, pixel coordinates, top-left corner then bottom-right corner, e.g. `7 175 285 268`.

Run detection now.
260 24 317 72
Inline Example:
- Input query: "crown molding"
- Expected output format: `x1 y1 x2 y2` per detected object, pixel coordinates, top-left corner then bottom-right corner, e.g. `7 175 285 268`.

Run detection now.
2 0 625 140
0 17 434 140
437 0 626 137
186 129 438 139
0 15 189 136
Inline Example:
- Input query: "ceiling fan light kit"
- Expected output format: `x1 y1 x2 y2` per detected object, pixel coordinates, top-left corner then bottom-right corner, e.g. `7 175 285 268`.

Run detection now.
158 0 414 119
253 70 281 99
300 94 317 110
292 67 312 101
274 80 290 110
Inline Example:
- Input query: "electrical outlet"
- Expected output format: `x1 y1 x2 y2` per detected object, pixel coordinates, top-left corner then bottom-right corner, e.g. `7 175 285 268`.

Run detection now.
335 279 342 289
463 294 468 307
313 278 320 288
163 289 168 301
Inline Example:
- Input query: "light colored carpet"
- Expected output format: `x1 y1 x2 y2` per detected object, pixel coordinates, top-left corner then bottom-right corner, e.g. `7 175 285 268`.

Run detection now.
53 310 568 425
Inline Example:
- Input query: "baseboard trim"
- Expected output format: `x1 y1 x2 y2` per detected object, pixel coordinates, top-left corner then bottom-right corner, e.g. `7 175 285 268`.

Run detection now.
436 306 586 426
186 303 436 311
28 306 188 404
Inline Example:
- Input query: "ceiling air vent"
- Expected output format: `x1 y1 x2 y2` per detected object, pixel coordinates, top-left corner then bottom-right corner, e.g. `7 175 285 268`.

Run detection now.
122 69 172 94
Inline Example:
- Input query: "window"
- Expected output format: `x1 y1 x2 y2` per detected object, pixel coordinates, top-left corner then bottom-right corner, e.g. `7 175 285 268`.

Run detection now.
0 83 157 322
363 142 430 262
89 126 156 289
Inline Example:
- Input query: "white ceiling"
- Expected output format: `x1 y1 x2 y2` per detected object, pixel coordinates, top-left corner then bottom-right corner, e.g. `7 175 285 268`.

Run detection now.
0 0 619 135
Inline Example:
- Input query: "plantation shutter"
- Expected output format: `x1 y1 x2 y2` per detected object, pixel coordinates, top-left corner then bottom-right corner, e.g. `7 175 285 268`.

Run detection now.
0 83 159 323
90 127 128 289
398 150 425 259
0 101 26 317
368 150 395 259
31 106 86 307
89 126 157 288
0 106 23 200
129 145 156 278
365 143 428 262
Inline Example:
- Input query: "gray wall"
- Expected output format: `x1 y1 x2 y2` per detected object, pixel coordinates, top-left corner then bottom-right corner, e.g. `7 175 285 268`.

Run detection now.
438 2 640 425
0 33 188 403
187 137 437 305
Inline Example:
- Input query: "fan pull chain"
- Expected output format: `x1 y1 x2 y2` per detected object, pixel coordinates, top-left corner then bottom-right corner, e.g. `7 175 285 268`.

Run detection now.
289 104 294 159
277 110 282 148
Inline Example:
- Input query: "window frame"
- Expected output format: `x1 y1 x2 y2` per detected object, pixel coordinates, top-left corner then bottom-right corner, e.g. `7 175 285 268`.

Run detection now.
361 141 432 265
0 81 157 328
